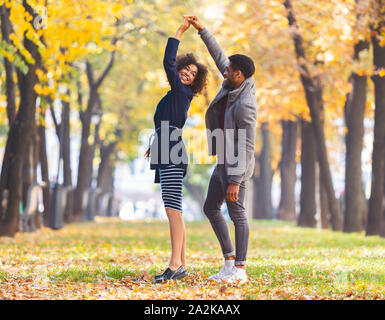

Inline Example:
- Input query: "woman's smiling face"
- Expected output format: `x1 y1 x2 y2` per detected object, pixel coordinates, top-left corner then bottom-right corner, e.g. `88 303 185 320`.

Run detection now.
178 64 198 85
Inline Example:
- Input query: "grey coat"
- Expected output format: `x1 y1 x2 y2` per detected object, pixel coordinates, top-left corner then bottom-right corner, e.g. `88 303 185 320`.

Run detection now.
198 27 258 185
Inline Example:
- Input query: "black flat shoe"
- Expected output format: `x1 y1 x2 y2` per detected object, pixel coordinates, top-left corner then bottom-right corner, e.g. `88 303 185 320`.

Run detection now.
155 266 187 279
155 266 187 283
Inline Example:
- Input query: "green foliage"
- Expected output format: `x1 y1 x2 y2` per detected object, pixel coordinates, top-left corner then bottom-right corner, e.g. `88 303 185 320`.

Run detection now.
0 39 29 74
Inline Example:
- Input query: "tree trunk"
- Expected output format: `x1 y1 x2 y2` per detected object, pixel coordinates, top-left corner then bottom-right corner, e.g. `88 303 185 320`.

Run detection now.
62 99 72 188
49 95 74 224
73 89 95 221
0 0 40 237
89 94 103 188
89 120 101 188
0 4 17 221
253 122 273 219
22 127 37 208
22 125 39 230
73 52 116 220
97 142 118 191
297 119 317 227
361 183 368 229
105 165 115 194
252 157 262 219
284 0 343 230
344 37 369 233
366 16 385 236
61 98 74 224
33 125 41 229
319 164 330 229
183 178 205 213
277 119 298 221
38 121 51 227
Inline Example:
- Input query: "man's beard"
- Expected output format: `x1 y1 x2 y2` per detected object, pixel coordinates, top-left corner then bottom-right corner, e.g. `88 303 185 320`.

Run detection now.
224 78 235 90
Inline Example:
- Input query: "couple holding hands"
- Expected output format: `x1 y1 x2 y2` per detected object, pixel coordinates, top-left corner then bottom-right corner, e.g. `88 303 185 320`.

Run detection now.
146 15 257 285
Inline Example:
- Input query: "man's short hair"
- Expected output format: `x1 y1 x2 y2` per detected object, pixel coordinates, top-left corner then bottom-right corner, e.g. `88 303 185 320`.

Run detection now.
229 54 255 79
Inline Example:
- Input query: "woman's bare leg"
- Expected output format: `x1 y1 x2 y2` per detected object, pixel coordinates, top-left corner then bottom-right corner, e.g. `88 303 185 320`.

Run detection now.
166 208 185 270
181 218 186 269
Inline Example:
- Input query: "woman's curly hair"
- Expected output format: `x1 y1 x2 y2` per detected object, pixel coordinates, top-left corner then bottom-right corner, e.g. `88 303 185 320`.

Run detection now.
176 53 208 96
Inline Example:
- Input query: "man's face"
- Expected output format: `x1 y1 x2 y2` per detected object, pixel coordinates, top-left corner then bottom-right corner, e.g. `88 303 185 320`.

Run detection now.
223 64 237 89
178 64 198 86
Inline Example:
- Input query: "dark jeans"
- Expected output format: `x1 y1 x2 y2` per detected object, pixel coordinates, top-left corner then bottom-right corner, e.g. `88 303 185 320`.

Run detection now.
203 165 249 266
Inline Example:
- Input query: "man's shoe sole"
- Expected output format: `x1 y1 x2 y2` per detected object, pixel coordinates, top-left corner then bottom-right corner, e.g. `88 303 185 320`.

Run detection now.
222 278 248 285
207 276 222 281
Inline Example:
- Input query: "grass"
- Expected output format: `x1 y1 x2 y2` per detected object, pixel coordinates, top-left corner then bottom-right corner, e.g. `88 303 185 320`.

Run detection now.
1 217 385 299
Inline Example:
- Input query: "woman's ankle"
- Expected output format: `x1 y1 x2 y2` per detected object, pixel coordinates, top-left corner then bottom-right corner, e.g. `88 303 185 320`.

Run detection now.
169 263 182 271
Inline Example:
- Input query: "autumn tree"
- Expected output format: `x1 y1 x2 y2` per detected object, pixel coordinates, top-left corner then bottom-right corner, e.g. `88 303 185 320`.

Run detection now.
344 0 370 233
283 0 344 230
366 0 385 236
0 0 42 236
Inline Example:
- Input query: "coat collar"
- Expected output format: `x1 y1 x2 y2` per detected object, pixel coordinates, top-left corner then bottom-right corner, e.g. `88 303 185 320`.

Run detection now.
210 76 255 109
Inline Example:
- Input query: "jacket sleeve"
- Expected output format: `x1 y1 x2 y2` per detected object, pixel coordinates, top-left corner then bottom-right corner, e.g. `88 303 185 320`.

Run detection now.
198 28 229 77
227 101 257 185
163 37 183 90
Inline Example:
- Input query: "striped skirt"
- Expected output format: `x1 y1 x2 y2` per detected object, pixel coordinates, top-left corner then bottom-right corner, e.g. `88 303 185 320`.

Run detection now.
159 165 184 212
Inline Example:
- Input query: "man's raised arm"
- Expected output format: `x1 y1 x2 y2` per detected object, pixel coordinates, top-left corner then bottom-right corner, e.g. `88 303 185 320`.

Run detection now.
185 15 229 77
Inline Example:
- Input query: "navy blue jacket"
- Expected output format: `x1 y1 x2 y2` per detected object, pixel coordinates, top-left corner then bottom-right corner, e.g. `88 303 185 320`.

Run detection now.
150 37 193 183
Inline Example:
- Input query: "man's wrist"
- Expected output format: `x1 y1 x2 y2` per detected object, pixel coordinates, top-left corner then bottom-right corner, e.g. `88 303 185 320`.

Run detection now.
197 25 205 32
228 178 241 186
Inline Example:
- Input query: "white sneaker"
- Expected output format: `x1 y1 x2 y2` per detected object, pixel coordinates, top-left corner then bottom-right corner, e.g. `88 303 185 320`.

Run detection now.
222 266 248 285
207 260 234 281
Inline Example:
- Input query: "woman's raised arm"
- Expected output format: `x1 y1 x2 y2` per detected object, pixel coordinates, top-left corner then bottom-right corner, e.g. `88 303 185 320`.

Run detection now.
163 18 190 89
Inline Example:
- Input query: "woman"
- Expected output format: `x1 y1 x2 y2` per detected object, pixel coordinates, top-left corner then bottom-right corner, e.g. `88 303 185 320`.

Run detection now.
145 18 208 283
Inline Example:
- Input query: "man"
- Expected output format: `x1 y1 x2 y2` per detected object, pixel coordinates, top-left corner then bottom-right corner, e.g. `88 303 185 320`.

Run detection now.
185 15 257 284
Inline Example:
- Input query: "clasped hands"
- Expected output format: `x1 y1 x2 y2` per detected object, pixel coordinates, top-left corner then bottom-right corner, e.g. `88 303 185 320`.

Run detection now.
175 15 204 39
